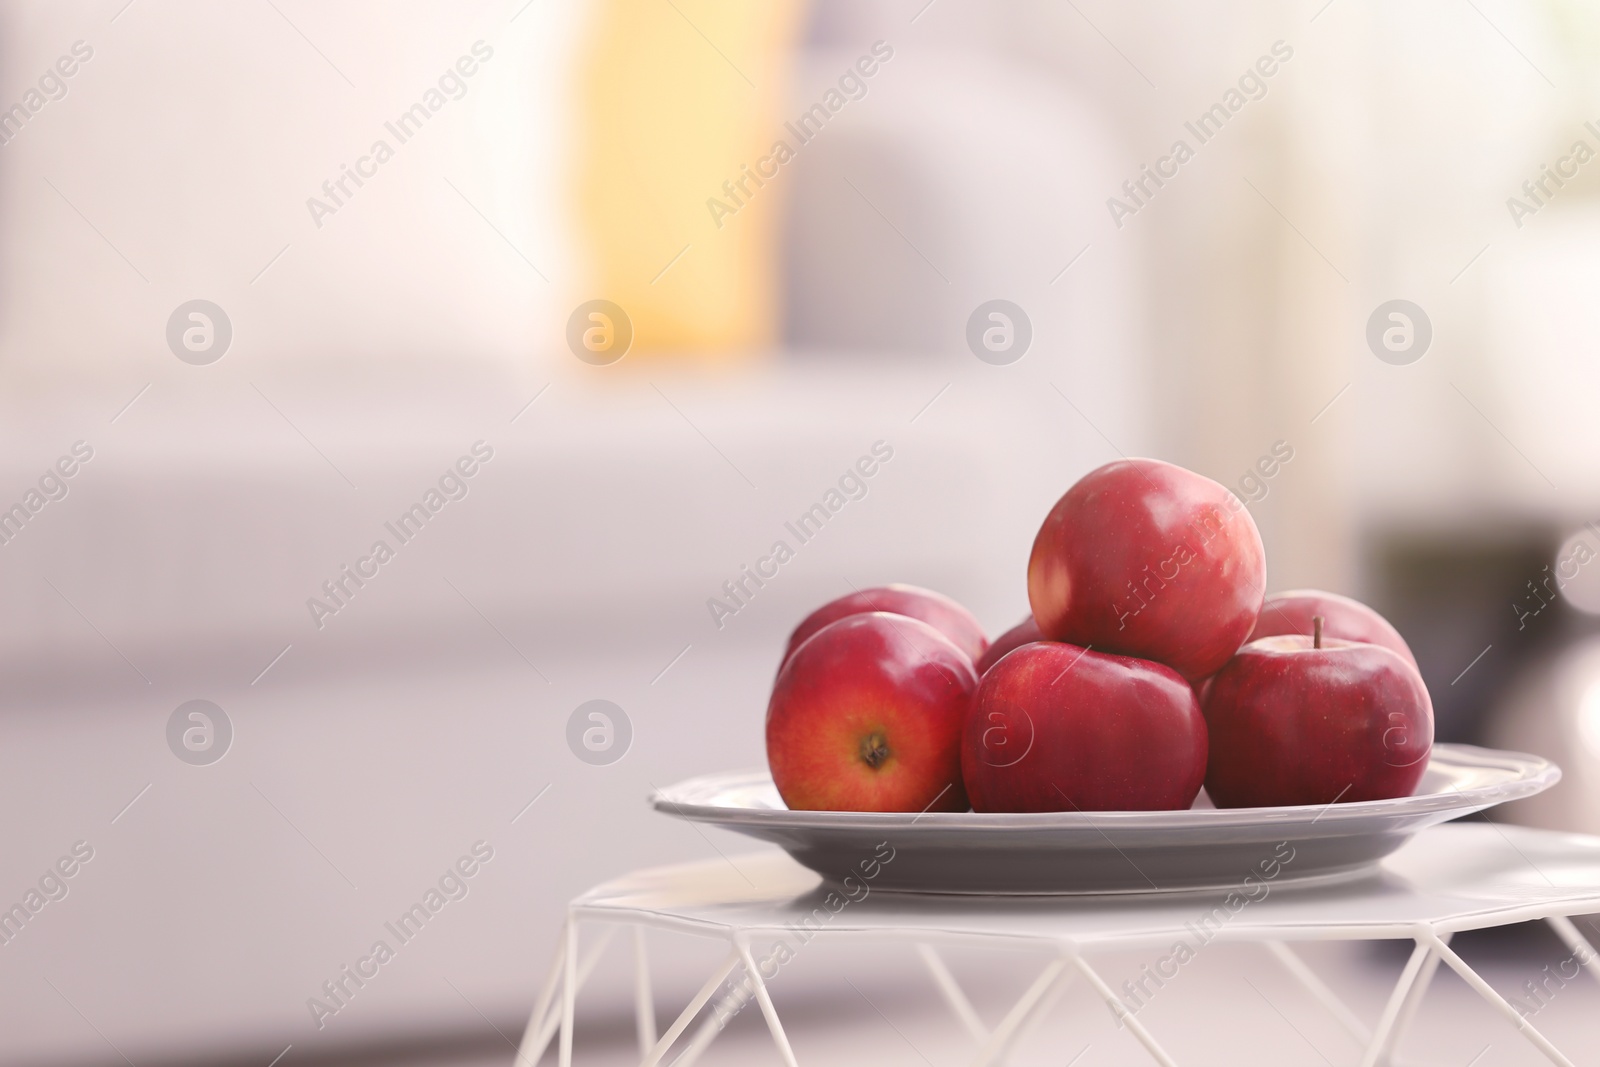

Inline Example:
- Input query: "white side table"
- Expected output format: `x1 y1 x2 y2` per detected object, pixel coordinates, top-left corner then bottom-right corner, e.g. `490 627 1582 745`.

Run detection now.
516 823 1600 1067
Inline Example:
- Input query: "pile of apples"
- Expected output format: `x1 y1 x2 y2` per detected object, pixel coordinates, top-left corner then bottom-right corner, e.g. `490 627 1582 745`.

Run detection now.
765 458 1434 813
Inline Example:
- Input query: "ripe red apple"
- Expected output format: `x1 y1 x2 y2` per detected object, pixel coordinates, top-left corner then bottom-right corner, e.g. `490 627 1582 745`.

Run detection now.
1249 589 1418 670
1202 625 1433 808
768 612 976 812
1027 459 1266 681
961 642 1207 812
975 615 1043 675
780 584 987 669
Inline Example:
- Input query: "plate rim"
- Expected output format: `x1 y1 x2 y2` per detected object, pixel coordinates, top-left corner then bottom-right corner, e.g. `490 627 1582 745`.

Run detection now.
650 743 1559 831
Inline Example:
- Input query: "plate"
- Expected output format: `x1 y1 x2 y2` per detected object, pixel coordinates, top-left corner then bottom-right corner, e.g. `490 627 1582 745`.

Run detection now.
650 744 1559 895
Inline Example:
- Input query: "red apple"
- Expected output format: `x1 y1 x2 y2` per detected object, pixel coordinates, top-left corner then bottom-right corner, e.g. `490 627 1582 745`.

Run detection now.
1028 459 1266 680
961 642 1207 812
1202 628 1433 808
1249 589 1418 670
768 612 976 812
975 615 1043 675
780 584 988 669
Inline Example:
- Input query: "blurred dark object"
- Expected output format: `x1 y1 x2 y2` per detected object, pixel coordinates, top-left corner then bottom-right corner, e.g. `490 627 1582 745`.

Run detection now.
1366 527 1599 746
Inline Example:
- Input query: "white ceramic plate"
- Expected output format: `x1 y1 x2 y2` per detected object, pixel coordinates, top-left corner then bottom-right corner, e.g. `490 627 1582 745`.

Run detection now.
651 744 1559 894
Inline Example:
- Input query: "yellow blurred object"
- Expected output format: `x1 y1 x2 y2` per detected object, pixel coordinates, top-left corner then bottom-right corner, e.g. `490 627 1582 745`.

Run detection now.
573 0 805 358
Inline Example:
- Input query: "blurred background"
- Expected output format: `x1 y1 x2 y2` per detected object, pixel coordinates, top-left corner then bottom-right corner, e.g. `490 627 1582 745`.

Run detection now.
4 0 1600 1064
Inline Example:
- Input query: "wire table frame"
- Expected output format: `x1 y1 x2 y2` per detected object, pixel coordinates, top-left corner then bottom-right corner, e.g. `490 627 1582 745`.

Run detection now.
516 823 1600 1067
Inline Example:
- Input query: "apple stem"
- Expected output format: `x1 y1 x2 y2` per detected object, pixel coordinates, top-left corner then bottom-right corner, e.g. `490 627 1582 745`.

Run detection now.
1313 615 1324 650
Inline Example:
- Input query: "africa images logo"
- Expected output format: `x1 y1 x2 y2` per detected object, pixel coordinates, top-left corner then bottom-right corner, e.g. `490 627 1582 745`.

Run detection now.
166 700 233 766
306 442 494 630
307 841 494 1029
705 42 894 229
978 704 1034 768
305 42 494 229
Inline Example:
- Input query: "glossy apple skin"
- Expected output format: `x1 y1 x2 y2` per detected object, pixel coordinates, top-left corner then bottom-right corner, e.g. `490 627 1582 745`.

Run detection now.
768 612 976 812
1027 459 1266 681
975 615 1043 675
961 642 1207 812
1202 635 1433 808
1249 589 1418 670
780 584 988 671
